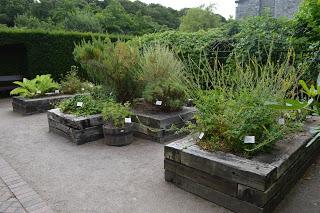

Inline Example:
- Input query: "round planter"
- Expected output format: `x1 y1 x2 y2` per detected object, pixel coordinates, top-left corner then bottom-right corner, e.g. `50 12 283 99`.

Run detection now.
103 123 134 146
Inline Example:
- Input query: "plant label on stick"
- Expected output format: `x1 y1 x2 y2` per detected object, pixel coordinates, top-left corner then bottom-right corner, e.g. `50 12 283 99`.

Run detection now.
199 132 205 140
156 100 162 106
36 90 41 94
244 136 255 144
125 118 132 123
81 88 85 91
278 118 285 125
77 102 83 107
55 90 60 94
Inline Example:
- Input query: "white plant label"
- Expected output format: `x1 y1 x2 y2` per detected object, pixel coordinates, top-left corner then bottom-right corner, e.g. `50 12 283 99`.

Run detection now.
81 88 85 91
55 90 60 94
199 132 205 140
156 100 162 106
36 90 41 94
120 130 125 133
77 102 83 107
125 118 132 123
244 136 255 144
278 118 285 125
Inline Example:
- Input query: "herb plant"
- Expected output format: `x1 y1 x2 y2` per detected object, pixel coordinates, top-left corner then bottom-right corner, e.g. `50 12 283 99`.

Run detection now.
183 52 305 156
60 66 83 94
57 94 103 116
102 101 132 128
139 44 187 111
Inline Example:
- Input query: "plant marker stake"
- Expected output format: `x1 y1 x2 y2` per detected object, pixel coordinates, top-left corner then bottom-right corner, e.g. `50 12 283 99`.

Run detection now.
77 102 83 107
278 118 285 125
55 90 60 94
244 136 255 144
199 132 205 140
36 90 41 94
156 100 162 106
125 118 132 124
81 88 85 91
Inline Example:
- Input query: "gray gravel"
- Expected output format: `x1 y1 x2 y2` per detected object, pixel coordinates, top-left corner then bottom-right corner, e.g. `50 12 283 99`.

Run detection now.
0 98 319 213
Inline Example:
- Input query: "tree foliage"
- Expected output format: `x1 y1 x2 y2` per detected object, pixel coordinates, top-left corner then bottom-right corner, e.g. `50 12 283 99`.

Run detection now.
0 0 197 35
179 5 226 32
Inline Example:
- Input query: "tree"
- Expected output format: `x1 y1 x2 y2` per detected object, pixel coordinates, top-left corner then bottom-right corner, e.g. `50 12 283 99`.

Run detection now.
179 5 225 32
96 0 133 34
0 0 33 26
64 11 102 33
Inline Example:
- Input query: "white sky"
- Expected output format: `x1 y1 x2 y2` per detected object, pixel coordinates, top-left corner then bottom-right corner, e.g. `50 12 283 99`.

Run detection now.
136 0 236 18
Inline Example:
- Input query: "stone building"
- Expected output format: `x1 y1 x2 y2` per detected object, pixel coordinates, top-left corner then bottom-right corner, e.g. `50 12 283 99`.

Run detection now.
235 0 302 19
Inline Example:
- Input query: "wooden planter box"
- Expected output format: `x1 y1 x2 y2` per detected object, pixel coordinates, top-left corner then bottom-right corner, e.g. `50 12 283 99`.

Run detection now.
164 117 320 213
132 107 196 143
12 95 74 115
47 109 104 145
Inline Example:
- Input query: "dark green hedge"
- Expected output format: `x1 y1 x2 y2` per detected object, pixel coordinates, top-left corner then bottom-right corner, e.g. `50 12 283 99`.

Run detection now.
0 28 132 80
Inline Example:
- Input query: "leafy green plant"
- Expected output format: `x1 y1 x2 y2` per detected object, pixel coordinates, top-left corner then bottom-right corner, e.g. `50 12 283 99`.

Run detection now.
60 65 96 94
10 78 37 98
89 85 114 102
57 94 103 116
102 101 132 128
266 72 320 115
74 37 141 102
139 44 187 111
10 74 59 98
60 66 83 94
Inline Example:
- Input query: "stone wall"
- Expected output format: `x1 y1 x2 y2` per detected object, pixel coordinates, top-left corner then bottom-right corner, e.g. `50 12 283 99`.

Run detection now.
236 0 260 19
274 0 302 18
236 0 302 19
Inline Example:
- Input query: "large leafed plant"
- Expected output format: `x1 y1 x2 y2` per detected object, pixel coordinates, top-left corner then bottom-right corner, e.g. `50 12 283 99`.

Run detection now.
10 74 59 98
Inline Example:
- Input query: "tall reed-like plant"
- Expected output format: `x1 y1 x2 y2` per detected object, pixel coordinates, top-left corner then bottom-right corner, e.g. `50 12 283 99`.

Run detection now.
139 44 187 111
182 50 307 156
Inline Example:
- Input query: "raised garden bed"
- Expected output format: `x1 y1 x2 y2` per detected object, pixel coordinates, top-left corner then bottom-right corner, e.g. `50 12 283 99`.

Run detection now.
132 106 196 143
47 109 103 145
164 117 320 213
12 95 74 115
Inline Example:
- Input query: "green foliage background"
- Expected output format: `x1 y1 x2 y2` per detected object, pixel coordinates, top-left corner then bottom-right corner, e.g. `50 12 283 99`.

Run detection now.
0 28 131 79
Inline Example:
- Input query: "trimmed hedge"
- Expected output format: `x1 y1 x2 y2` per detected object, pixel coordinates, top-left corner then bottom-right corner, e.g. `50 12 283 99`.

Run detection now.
0 28 132 80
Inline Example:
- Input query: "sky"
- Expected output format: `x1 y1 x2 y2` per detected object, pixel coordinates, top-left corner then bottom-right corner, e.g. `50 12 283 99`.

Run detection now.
136 0 236 18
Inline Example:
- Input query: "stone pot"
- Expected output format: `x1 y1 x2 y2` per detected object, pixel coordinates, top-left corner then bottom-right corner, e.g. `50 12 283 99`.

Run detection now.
103 123 134 146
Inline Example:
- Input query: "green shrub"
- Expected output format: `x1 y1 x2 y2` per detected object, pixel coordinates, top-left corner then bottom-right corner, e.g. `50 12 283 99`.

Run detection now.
63 11 102 33
102 101 132 128
10 74 59 98
194 89 283 156
183 52 305 156
0 28 132 79
143 80 187 112
60 66 94 94
89 85 114 102
139 44 187 111
74 37 141 103
57 94 103 116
